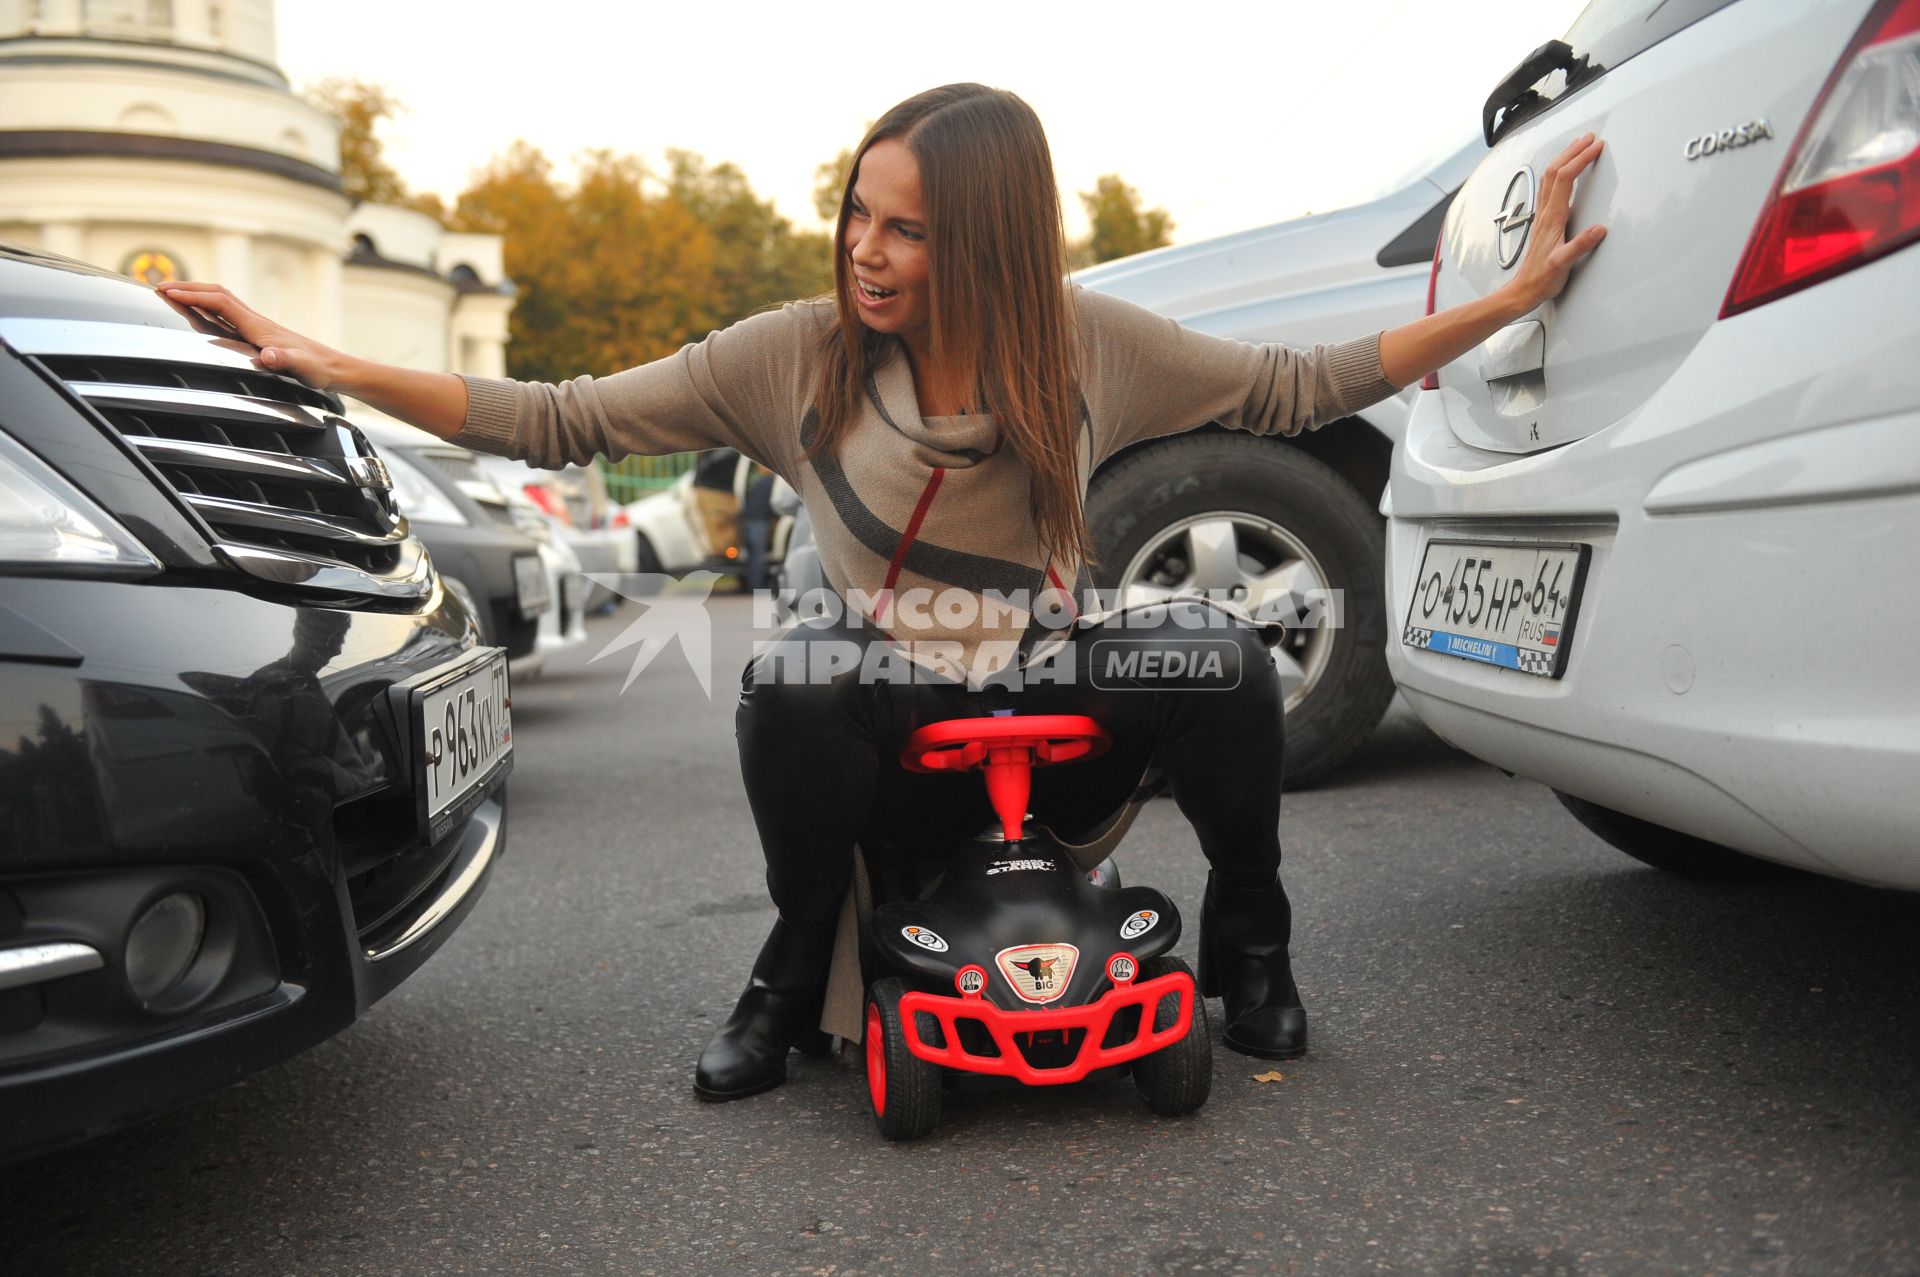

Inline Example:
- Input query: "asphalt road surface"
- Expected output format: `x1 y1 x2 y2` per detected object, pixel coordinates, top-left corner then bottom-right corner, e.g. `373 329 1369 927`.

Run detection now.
5 593 1916 1276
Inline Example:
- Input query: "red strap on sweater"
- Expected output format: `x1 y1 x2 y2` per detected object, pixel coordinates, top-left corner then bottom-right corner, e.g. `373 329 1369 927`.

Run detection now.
1046 563 1080 621
875 468 946 630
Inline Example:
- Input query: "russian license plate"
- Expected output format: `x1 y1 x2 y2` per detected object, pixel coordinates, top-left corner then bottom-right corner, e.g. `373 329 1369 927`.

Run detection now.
513 553 550 618
1402 540 1590 679
412 649 513 842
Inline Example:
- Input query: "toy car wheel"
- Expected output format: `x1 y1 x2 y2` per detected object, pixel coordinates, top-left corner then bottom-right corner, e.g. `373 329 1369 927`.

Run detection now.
865 978 942 1141
1130 956 1212 1116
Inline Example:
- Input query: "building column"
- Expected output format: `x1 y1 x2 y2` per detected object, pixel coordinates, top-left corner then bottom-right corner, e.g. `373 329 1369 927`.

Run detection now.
310 245 343 346
211 230 252 298
40 222 85 259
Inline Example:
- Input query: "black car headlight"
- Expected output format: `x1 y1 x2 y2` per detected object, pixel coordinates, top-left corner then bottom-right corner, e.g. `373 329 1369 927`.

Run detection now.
0 428 160 575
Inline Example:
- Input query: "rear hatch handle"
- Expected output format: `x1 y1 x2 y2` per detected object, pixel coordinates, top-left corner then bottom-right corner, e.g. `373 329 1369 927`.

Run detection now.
1479 320 1545 382
1483 39 1582 145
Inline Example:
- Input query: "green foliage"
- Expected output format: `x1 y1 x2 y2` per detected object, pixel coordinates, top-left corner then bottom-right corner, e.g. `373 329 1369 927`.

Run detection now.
1074 175 1175 267
813 146 855 222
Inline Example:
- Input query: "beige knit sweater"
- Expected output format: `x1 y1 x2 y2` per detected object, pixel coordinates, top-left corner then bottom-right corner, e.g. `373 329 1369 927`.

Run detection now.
455 286 1398 682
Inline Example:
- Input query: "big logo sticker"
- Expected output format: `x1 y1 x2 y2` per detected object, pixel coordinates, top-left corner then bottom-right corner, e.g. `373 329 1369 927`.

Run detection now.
994 943 1080 1005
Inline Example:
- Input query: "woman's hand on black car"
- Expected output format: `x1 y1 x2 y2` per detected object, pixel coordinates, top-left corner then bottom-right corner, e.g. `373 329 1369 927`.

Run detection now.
154 281 471 440
155 281 346 389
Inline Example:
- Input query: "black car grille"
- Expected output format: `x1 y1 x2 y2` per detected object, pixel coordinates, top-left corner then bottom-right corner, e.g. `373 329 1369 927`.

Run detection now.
38 352 431 604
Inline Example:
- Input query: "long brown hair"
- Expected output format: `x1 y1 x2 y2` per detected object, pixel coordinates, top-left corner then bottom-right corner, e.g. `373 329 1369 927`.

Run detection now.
808 84 1088 568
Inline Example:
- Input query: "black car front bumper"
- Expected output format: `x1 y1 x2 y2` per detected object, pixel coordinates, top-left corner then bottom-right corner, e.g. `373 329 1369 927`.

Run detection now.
0 575 509 1163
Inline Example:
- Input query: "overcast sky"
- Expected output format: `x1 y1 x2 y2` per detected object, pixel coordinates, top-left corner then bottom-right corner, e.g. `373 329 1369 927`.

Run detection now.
278 0 1590 244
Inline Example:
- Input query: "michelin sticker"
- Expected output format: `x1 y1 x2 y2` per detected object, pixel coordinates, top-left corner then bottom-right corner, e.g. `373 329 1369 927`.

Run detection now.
1119 909 1159 940
902 925 949 953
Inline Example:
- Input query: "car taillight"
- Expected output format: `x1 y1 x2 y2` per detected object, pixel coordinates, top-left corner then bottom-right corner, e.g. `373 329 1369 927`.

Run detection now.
1419 237 1443 390
1722 0 1920 316
522 482 573 527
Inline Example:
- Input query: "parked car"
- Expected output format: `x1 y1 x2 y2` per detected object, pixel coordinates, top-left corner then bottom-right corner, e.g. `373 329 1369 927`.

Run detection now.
1386 0 1920 886
1073 138 1484 786
0 243 511 1162
622 447 796 582
472 454 636 612
358 418 558 679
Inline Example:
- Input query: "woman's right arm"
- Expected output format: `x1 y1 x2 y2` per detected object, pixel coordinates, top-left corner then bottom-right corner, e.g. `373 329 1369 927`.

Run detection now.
154 283 821 478
157 282 470 439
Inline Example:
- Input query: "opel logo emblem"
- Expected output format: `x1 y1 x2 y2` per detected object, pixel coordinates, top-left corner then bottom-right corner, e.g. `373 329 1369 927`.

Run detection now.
1494 166 1536 270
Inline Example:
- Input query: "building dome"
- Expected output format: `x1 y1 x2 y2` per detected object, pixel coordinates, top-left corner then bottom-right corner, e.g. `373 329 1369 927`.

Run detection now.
0 1 282 74
0 0 510 381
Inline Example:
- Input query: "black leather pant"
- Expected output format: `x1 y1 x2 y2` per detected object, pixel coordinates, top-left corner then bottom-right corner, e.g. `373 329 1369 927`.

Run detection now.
734 598 1288 927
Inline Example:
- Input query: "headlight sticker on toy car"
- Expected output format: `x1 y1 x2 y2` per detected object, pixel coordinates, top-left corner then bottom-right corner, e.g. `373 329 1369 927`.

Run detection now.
902 925 948 953
995 943 1080 1005
1120 909 1159 940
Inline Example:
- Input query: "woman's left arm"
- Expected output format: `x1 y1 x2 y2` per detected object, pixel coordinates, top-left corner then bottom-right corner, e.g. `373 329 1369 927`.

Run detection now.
1378 133 1607 387
1082 135 1606 464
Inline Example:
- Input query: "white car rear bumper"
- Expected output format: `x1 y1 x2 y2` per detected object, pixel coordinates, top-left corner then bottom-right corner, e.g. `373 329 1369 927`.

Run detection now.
1385 249 1920 888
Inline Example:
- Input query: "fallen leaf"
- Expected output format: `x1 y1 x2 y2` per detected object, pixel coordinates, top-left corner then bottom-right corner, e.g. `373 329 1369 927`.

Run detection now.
1252 1070 1285 1084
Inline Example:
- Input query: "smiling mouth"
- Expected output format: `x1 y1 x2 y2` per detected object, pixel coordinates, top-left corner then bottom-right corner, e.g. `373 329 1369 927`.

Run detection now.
855 276 897 300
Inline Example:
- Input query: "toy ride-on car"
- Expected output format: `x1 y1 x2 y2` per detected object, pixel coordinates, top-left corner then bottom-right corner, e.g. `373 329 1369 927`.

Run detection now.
863 714 1212 1140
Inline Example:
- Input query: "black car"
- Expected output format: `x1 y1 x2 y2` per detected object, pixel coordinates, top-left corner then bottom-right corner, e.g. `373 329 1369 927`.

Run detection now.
0 244 512 1163
356 416 555 678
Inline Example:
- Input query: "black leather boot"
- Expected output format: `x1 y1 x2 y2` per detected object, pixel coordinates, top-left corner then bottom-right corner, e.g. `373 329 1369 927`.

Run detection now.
1199 871 1308 1060
694 917 837 1101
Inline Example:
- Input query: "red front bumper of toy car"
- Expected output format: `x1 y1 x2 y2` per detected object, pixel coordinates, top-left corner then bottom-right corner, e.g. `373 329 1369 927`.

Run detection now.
898 971 1195 1086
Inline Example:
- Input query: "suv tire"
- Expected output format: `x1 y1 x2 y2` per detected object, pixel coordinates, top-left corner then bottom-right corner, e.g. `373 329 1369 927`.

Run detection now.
1087 434 1394 788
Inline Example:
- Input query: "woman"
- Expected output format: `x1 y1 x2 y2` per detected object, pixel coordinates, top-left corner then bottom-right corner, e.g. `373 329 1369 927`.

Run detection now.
160 84 1605 1102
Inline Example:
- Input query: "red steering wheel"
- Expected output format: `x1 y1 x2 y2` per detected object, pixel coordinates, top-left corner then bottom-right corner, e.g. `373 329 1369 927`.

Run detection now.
901 715 1110 842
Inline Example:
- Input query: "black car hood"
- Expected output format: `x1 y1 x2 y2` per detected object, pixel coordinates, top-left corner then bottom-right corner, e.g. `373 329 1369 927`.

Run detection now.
0 241 227 334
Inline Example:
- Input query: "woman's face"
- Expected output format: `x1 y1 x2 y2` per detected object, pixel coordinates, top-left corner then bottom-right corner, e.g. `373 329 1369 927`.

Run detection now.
843 138 932 346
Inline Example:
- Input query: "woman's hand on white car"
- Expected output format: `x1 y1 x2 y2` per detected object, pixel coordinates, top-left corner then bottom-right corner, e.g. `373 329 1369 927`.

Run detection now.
1506 132 1609 312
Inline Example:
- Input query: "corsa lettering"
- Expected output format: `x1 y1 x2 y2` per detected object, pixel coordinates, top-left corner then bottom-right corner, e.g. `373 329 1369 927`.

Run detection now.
1684 119 1774 160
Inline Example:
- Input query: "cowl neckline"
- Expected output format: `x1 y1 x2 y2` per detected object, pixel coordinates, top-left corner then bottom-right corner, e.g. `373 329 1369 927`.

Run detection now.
866 344 1001 469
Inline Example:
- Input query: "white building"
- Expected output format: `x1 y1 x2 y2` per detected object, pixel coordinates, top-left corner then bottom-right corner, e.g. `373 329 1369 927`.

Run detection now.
0 0 511 380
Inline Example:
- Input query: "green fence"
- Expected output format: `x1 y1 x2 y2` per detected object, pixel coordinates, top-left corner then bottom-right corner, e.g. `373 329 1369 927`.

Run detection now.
599 453 699 504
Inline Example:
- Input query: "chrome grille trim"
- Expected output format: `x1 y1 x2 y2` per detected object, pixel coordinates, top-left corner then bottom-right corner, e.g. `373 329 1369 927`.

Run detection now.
9 317 433 604
220 539 434 601
67 381 332 430
0 316 281 373
183 493 409 547
126 435 358 485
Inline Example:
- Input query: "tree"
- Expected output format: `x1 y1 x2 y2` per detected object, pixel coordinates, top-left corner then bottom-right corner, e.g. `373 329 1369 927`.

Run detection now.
1075 175 1175 267
307 79 409 207
449 143 829 383
813 146 855 222
305 78 447 218
665 150 832 317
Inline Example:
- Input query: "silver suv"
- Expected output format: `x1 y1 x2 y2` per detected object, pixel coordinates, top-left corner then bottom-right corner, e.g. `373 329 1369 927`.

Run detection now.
1387 0 1920 886
1074 139 1482 786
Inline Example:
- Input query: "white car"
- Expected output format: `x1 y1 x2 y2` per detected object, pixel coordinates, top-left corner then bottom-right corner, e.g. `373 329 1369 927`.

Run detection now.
1387 0 1920 886
623 447 795 583
1073 139 1483 786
